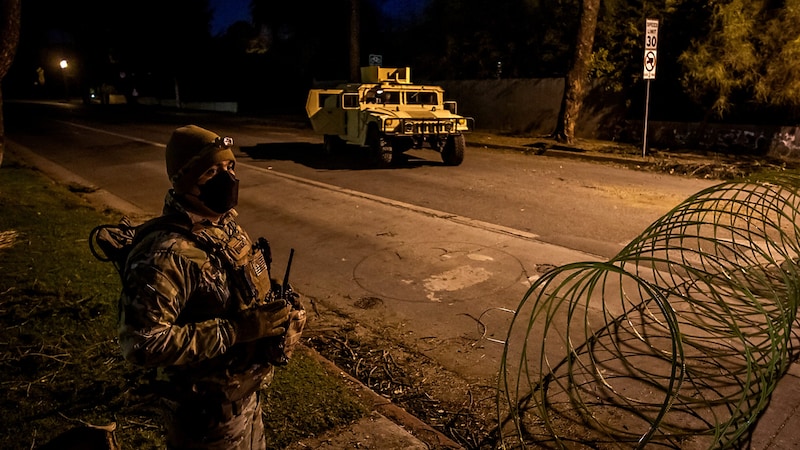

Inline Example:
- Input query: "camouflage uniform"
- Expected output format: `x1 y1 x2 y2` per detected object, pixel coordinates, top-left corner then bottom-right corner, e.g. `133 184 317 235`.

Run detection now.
119 192 275 450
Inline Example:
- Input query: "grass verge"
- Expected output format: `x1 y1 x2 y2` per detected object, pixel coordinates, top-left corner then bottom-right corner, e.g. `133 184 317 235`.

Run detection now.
0 153 367 449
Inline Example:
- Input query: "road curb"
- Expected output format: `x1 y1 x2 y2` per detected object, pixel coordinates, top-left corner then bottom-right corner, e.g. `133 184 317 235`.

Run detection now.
301 345 465 449
470 140 657 167
7 140 153 221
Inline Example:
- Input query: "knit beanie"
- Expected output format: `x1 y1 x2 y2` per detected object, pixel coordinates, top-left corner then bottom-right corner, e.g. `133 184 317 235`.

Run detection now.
165 125 236 193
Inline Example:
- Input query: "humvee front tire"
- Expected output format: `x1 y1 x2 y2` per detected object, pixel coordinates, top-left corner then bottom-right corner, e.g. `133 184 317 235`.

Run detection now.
368 127 393 166
441 134 465 166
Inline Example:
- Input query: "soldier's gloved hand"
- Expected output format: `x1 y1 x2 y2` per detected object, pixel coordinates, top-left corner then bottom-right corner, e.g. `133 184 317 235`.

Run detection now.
230 300 291 344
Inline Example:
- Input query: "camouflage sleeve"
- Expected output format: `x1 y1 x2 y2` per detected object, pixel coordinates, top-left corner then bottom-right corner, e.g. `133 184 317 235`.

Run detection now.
118 236 236 367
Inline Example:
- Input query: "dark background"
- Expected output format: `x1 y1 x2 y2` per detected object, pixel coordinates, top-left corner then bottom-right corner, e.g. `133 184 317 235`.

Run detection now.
4 0 797 126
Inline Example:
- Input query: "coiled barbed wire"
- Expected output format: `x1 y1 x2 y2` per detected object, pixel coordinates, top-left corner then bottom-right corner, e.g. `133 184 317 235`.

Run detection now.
498 173 800 449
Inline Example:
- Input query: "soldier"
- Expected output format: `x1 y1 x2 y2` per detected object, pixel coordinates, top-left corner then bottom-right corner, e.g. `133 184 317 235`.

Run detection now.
118 125 297 449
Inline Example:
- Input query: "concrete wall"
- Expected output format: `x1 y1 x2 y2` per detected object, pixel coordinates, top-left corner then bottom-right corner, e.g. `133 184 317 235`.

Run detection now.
635 121 800 161
436 78 623 139
435 78 800 159
770 127 800 160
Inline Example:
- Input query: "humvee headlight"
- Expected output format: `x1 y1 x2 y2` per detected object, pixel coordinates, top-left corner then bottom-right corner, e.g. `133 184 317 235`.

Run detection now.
456 118 466 126
445 122 453 132
404 122 414 133
384 119 399 130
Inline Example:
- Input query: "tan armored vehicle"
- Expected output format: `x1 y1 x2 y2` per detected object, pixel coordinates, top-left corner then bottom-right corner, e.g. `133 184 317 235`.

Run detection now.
305 66 473 166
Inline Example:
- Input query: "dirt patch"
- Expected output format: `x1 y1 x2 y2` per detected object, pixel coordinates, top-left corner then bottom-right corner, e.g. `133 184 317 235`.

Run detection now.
0 230 20 250
585 184 691 211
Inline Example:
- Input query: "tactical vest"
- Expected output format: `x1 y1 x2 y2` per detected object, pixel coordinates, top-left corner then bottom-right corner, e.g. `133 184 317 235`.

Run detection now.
191 219 274 312
156 218 278 403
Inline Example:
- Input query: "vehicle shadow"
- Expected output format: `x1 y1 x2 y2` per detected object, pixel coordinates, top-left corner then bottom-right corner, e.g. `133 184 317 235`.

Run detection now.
240 142 446 170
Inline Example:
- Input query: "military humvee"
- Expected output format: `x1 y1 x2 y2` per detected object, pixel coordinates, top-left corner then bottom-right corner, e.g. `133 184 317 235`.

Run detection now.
305 66 473 166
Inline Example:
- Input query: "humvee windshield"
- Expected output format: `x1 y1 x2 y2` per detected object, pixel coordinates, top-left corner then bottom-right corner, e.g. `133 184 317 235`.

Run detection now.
406 91 438 105
382 91 401 104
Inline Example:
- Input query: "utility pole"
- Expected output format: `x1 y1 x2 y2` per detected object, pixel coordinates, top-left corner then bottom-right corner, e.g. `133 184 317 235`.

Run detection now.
349 0 361 82
59 59 69 102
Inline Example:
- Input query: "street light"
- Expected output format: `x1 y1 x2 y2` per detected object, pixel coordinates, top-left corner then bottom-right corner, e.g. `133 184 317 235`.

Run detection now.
59 59 69 101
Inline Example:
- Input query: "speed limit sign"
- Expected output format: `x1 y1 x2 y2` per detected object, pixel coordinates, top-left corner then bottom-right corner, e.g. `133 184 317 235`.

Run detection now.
643 19 659 79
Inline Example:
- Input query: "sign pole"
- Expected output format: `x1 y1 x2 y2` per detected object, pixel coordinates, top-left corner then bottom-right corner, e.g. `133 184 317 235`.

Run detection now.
642 18 659 158
642 80 651 158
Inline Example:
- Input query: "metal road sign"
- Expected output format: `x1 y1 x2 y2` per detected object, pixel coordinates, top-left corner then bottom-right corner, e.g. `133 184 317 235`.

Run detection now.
642 18 659 156
643 19 659 79
644 50 657 79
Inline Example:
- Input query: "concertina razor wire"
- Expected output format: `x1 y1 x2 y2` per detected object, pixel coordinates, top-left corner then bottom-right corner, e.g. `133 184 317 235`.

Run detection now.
498 172 800 449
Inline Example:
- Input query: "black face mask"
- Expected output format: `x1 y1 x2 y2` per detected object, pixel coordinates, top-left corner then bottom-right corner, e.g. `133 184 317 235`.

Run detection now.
198 171 239 214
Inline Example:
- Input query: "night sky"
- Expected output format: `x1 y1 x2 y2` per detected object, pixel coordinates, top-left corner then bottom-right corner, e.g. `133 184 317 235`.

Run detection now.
209 0 252 35
208 0 430 35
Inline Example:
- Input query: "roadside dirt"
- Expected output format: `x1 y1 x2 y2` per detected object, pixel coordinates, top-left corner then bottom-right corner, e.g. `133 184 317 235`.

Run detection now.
301 300 498 449
467 132 795 180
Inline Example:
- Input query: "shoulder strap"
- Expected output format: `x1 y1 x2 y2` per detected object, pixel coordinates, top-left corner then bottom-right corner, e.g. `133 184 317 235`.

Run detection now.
131 213 194 248
89 214 196 276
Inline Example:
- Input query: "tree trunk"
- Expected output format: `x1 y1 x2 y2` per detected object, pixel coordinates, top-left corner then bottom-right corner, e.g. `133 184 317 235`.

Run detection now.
0 0 22 167
174 77 181 109
553 0 600 145
349 0 361 82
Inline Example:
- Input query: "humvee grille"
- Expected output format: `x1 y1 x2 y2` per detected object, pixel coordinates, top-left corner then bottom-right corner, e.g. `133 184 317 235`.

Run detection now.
386 119 459 135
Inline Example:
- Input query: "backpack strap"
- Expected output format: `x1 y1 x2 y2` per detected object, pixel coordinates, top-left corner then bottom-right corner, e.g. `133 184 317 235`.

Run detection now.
89 214 195 276
131 213 194 248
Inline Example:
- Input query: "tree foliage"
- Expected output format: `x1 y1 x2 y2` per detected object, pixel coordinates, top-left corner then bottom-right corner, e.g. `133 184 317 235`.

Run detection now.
679 0 800 119
592 0 663 93
404 0 579 80
754 0 800 108
251 0 352 80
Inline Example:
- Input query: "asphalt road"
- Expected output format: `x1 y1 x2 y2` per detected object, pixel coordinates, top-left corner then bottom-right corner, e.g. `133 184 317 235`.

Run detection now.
6 101 717 256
